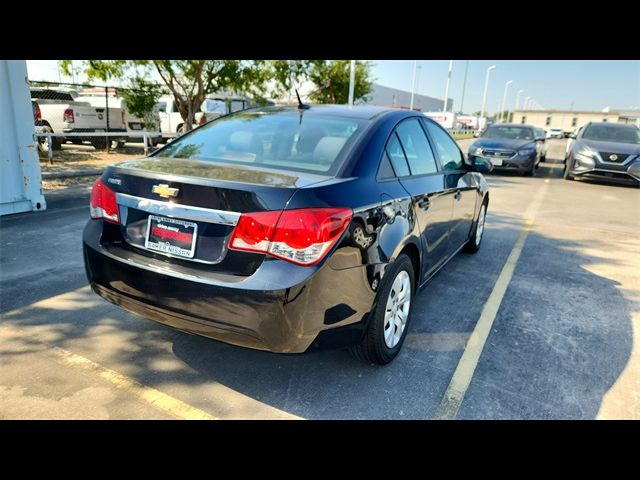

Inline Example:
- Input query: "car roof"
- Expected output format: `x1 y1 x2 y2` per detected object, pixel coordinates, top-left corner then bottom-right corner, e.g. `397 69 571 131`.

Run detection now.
585 122 638 129
488 123 536 129
244 104 405 121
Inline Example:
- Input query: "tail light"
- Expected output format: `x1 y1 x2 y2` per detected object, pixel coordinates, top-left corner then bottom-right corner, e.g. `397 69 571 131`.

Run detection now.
63 107 75 123
34 103 41 122
90 178 120 224
229 208 352 266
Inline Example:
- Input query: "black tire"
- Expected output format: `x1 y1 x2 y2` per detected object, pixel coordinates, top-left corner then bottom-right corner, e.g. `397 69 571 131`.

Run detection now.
523 161 535 177
38 125 62 151
563 158 575 180
350 254 415 365
464 198 488 254
116 140 126 149
92 138 119 150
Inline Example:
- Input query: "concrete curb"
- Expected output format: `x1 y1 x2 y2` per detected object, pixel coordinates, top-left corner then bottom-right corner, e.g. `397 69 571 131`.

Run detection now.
42 169 103 180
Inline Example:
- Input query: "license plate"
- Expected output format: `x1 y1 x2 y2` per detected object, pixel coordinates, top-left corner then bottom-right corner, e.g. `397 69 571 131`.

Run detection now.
130 123 142 130
145 215 197 258
489 158 503 166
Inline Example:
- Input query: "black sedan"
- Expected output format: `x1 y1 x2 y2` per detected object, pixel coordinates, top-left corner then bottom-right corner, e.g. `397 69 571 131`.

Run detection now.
564 122 640 186
83 105 492 364
467 124 544 176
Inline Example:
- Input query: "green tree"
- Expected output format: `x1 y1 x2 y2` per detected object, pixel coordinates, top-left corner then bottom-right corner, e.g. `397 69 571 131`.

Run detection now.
308 61 373 104
60 60 268 132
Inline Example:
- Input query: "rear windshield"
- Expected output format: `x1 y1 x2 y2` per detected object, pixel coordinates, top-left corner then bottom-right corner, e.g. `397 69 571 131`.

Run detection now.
154 110 367 174
582 124 640 145
482 126 534 140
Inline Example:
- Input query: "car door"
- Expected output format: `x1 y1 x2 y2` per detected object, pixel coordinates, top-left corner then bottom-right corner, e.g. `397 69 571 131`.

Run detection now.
423 119 477 256
386 118 453 281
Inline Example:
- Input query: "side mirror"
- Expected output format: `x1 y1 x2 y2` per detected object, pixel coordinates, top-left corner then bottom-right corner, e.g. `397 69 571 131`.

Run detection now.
569 133 577 139
471 156 493 173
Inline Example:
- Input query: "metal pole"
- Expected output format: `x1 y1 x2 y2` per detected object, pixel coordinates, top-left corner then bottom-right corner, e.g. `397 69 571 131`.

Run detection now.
443 60 453 113
515 89 524 112
499 80 512 123
143 132 148 156
524 96 530 111
459 60 469 114
47 132 53 164
479 65 496 125
348 60 356 107
105 86 110 152
410 60 418 110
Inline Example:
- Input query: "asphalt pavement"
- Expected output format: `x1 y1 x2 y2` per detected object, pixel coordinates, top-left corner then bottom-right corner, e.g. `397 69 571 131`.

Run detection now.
1 138 638 419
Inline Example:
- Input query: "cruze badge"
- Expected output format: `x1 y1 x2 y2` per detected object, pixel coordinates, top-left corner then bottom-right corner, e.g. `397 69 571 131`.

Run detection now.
152 184 179 198
609 154 618 161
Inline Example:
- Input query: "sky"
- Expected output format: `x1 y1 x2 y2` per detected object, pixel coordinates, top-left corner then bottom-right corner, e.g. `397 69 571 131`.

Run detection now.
26 60 640 114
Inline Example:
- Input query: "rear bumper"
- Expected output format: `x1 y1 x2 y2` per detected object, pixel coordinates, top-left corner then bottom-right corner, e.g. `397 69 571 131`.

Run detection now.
83 221 377 353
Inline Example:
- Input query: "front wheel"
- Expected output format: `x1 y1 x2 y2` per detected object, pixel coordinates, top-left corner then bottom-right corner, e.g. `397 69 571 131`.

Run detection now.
563 159 575 180
464 200 487 253
350 254 415 365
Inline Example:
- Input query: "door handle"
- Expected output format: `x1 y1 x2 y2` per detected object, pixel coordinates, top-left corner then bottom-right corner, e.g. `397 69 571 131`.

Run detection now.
417 197 431 211
454 191 462 201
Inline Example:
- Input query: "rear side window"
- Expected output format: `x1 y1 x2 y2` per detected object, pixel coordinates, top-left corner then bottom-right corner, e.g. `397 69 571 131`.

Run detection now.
395 119 438 175
385 133 410 177
155 110 367 174
425 121 464 171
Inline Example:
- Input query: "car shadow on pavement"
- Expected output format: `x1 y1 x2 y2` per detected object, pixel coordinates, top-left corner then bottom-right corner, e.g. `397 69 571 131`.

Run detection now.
1 211 636 419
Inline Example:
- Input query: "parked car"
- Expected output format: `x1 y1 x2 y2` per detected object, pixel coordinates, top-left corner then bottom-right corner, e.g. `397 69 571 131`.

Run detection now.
564 122 640 186
547 128 564 139
467 124 544 176
535 128 548 162
83 105 492 364
157 94 249 143
30 88 127 149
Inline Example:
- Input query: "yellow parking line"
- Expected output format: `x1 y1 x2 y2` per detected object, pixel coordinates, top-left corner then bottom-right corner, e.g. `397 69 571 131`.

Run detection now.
0 324 216 420
434 180 549 420
50 345 218 420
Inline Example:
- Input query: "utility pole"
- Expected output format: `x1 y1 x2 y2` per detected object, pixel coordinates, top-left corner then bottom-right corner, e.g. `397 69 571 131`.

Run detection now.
459 60 470 114
348 60 356 107
410 60 418 110
443 60 453 113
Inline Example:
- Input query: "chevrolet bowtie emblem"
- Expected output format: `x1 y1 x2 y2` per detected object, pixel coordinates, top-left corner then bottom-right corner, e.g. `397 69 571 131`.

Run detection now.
152 184 179 198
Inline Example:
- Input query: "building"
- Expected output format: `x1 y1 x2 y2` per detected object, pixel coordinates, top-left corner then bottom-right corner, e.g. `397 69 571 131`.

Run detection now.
510 109 640 133
365 83 453 112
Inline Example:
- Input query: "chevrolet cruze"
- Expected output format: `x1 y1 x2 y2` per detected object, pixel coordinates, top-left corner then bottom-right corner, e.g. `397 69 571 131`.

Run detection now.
83 105 492 364
564 122 640 186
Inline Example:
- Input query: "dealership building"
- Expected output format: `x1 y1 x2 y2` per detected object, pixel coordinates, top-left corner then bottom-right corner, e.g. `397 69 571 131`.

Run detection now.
366 83 453 112
510 109 640 132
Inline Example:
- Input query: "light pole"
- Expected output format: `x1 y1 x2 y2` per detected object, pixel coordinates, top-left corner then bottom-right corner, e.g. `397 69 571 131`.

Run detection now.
515 89 524 111
348 60 356 107
507 90 524 124
524 96 530 110
479 65 496 125
410 60 418 110
443 60 453 113
498 80 512 123
459 60 470 114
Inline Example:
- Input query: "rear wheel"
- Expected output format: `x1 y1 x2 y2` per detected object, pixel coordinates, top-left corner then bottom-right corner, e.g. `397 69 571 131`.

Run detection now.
464 200 487 254
350 254 414 365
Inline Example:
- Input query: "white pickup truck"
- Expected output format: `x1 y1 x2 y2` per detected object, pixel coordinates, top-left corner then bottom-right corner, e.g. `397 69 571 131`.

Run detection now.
30 88 126 149
156 94 249 142
75 94 162 146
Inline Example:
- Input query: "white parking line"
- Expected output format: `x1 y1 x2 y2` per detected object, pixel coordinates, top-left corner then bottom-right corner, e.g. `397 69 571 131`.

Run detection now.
434 180 550 419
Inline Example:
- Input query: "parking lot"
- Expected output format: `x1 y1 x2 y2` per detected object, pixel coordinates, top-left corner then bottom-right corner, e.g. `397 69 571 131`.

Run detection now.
1 138 638 419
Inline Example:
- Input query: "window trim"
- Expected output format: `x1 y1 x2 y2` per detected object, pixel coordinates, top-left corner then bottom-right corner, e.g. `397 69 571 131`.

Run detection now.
377 117 443 182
